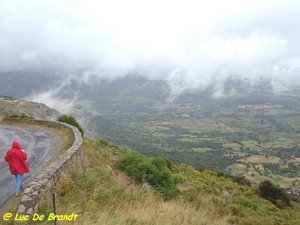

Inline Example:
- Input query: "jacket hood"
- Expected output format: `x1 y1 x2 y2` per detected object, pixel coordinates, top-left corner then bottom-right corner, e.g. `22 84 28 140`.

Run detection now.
12 141 22 150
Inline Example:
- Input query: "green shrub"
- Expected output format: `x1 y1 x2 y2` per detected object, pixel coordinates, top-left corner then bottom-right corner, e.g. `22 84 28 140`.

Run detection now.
117 153 146 174
156 181 180 200
117 153 180 200
7 113 33 119
150 157 167 170
57 114 84 137
8 114 19 118
19 113 33 119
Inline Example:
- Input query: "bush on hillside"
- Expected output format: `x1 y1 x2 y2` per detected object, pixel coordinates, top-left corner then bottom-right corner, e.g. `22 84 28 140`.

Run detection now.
117 153 180 200
57 114 84 137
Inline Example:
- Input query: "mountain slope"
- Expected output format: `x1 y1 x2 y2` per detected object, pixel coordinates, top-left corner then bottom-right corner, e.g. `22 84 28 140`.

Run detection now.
0 95 60 120
36 138 300 225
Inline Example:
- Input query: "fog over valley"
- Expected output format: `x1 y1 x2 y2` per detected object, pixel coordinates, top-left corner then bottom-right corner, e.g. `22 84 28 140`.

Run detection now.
1 0 300 106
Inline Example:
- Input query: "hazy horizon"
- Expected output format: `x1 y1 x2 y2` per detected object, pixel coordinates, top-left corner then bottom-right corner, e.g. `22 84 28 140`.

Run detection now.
1 0 300 106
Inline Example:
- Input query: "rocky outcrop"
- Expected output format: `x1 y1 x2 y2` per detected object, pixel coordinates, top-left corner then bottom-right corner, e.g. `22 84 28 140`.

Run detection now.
0 96 60 120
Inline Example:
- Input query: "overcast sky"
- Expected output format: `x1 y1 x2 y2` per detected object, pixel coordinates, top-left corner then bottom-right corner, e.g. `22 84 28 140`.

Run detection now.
1 0 300 94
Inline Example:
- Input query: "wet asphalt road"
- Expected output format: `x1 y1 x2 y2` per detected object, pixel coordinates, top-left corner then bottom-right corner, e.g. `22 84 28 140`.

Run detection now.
0 124 55 208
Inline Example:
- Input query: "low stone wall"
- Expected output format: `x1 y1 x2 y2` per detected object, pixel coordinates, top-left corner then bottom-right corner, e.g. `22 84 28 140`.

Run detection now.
2 118 89 224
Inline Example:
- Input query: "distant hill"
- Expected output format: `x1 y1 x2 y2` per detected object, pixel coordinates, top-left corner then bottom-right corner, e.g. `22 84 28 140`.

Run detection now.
0 71 61 98
0 95 60 120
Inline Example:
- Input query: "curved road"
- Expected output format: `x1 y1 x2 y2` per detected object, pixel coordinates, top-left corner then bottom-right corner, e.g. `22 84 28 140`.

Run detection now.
0 124 56 208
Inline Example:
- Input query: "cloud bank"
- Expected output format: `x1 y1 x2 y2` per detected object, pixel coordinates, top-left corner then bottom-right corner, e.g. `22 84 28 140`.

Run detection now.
1 0 300 97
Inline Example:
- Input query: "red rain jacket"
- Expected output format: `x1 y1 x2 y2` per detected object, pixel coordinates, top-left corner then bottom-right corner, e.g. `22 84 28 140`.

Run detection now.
4 141 29 175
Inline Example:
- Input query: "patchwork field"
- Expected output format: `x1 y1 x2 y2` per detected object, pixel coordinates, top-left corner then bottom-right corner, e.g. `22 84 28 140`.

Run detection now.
87 90 300 189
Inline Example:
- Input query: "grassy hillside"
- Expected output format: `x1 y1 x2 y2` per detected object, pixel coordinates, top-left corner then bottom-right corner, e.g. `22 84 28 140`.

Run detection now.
37 138 300 225
0 95 60 120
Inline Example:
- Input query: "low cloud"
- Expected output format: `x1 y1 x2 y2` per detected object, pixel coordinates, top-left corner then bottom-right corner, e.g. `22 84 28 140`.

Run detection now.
1 0 300 101
26 78 78 114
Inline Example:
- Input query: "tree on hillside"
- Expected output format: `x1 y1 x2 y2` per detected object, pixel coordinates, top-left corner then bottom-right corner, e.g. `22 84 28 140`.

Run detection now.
258 180 291 208
57 114 84 137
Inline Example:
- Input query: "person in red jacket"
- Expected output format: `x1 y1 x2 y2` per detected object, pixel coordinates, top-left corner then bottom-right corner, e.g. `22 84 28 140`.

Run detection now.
4 141 30 196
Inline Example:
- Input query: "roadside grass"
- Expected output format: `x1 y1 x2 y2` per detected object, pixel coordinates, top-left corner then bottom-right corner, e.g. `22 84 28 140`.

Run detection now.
46 121 74 153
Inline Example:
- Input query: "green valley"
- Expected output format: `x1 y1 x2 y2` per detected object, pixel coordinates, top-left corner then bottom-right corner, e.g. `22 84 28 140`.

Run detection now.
75 80 300 191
